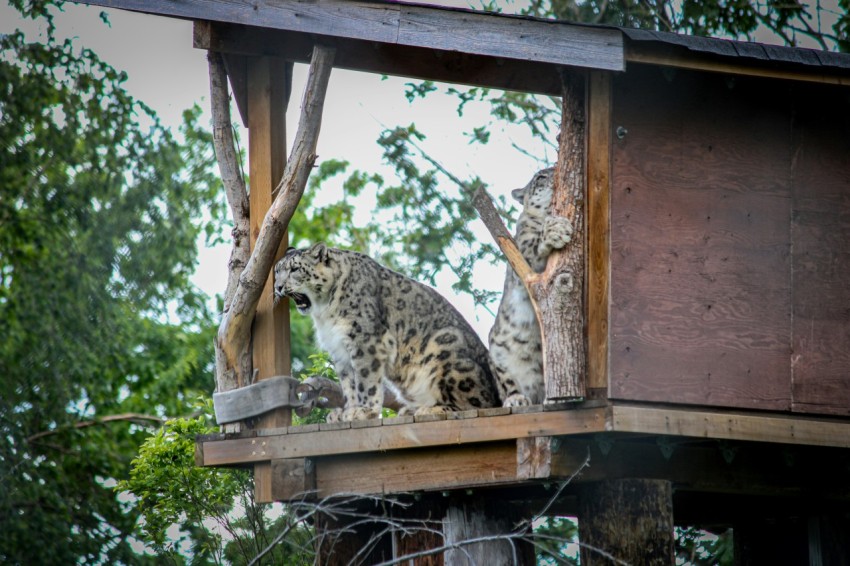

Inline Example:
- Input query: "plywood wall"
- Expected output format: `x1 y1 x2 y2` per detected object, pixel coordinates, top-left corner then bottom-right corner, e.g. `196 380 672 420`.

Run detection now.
607 65 850 415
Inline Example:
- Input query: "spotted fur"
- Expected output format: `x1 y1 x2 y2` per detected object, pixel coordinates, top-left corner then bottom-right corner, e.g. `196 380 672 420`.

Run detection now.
488 168 573 406
274 243 500 421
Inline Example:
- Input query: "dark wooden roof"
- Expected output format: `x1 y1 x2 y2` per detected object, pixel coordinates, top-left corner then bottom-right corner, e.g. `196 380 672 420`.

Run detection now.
76 0 850 78
621 27 850 72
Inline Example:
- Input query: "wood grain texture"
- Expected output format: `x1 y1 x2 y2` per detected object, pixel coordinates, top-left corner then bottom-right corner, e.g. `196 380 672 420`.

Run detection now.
528 72 587 401
398 5 623 70
199 407 608 465
789 82 850 416
84 0 624 71
609 66 794 411
299 443 518 500
212 375 296 423
586 70 612 393
611 404 850 448
577 479 675 565
443 499 536 565
195 22 566 95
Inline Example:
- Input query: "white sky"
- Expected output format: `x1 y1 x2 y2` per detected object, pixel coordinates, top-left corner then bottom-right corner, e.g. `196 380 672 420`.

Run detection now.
2 0 555 339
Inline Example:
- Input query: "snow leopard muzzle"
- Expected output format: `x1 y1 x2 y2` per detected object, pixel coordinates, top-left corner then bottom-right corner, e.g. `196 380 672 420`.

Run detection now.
288 292 312 313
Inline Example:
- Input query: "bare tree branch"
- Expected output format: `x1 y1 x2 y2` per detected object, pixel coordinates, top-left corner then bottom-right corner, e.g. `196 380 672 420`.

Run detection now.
26 413 165 443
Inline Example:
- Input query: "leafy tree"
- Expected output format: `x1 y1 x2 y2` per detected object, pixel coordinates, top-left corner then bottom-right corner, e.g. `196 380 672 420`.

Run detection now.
0 1 226 562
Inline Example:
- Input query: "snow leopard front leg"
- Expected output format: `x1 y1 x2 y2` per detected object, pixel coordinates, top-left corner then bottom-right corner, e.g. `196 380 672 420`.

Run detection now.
338 326 391 421
539 215 573 257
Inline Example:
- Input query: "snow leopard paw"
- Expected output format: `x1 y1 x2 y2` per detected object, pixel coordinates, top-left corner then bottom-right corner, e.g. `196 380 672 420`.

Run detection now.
542 215 573 253
502 393 532 408
342 406 381 422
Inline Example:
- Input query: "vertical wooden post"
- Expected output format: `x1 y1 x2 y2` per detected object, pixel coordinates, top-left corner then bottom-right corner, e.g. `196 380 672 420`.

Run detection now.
247 55 292 502
529 71 587 401
578 479 675 565
586 70 611 397
443 499 535 565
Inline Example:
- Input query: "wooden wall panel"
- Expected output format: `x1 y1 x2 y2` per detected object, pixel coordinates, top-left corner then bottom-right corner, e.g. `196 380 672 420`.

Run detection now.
609 66 793 410
790 84 850 416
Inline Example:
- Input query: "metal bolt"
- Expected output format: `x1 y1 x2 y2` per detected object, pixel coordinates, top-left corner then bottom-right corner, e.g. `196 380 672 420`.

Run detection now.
616 126 628 140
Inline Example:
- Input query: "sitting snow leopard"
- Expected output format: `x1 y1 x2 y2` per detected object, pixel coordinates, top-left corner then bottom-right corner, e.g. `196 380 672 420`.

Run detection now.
488 168 573 407
274 243 500 421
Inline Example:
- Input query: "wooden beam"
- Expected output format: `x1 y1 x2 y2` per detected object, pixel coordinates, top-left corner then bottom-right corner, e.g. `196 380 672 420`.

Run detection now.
247 55 291 503
611 404 850 448
195 22 566 96
585 70 611 395
626 46 850 86
199 407 609 466
273 442 518 501
81 0 624 72
212 375 298 423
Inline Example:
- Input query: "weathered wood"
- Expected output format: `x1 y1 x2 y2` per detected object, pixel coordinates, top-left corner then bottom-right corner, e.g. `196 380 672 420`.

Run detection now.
199 407 608 465
577 479 675 565
516 436 553 480
212 375 298 423
215 45 334 405
789 82 850 416
271 442 518 500
270 458 316 500
247 55 291 503
316 505 393 566
443 499 535 565
611 404 850 448
83 0 624 71
392 496 446 566
472 186 535 283
195 22 565 96
207 49 251 405
586 70 611 393
528 71 587 401
609 66 793 411
627 46 850 86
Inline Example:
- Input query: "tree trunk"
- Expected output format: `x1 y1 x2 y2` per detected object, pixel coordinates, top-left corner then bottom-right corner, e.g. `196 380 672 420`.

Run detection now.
578 479 675 565
529 71 587 401
443 499 535 565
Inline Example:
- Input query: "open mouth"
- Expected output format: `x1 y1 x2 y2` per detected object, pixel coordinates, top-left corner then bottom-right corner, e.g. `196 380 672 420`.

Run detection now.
289 292 312 313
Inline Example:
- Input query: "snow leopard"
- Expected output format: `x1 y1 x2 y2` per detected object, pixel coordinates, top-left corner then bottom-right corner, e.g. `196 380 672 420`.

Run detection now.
488 167 573 406
274 243 500 421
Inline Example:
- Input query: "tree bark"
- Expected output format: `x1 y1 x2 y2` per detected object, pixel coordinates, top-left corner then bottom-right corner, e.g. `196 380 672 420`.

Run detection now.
528 71 587 401
578 479 675 565
212 44 335 398
208 50 251 399
443 499 535 565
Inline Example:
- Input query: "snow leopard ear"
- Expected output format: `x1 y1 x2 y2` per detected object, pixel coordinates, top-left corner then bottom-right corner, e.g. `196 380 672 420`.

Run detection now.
511 187 525 203
284 246 298 258
308 242 328 263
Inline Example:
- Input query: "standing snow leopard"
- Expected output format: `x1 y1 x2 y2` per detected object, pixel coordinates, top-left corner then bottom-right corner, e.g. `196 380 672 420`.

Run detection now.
488 168 573 406
274 243 500 421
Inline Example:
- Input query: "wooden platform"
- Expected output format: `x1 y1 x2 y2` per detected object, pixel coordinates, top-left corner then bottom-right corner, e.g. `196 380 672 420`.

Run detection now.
196 402 850 502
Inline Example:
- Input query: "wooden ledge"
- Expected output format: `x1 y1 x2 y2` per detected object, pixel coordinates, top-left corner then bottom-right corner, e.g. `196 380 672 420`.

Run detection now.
197 403 608 467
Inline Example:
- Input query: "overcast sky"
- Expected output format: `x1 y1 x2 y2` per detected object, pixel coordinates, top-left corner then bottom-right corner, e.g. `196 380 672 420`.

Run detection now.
3 1 555 339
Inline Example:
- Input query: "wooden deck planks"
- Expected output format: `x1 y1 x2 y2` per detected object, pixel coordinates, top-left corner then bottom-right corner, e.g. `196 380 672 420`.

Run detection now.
199 407 608 466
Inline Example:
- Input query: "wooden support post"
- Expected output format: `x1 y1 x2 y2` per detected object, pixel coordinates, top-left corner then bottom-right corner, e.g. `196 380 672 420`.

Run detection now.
578 479 675 565
443 499 535 565
392 495 446 566
247 55 292 502
529 70 587 402
586 70 611 397
316 503 393 566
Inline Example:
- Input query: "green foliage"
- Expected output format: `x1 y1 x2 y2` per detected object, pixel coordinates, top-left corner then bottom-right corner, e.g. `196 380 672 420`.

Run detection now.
676 527 734 566
535 516 579 564
0 5 225 563
116 400 245 558
118 399 315 564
